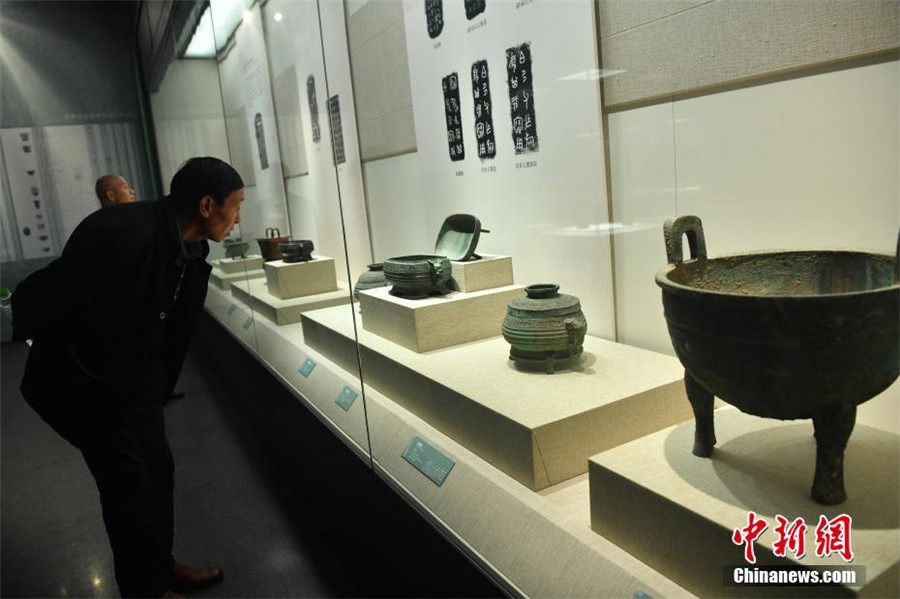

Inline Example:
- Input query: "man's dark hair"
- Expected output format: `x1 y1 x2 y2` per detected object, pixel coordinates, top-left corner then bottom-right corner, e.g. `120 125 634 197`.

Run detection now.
169 157 243 217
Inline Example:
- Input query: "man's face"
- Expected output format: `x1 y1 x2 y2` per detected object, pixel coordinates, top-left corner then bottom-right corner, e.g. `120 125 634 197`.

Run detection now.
109 177 135 204
203 188 244 242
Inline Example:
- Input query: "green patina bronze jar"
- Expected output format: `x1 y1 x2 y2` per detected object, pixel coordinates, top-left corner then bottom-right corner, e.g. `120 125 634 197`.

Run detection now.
384 255 452 298
502 284 588 373
353 263 388 299
223 237 249 260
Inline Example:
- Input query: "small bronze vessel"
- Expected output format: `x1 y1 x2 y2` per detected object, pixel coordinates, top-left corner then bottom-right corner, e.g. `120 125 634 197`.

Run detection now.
656 215 899 505
223 237 249 260
502 284 588 373
384 255 452 298
256 227 289 261
354 263 388 299
279 240 314 263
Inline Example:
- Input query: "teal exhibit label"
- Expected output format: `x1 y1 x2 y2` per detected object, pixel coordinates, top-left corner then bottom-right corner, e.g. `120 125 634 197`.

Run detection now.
242 316 253 330
402 436 455 487
298 358 316 378
335 386 358 411
633 591 653 599
226 304 237 316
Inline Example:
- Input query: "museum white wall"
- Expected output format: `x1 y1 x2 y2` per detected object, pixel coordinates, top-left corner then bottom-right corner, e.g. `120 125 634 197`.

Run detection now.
608 60 900 434
150 59 230 191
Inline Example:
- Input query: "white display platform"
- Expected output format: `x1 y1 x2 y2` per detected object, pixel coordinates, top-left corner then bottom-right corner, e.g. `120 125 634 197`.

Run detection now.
231 278 350 325
210 267 264 291
264 256 338 300
450 254 513 292
215 255 264 274
590 407 900 598
301 304 692 490
358 284 524 352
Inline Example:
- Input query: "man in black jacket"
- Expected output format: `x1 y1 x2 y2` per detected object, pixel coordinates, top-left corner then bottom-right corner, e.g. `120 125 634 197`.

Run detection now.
18 157 244 598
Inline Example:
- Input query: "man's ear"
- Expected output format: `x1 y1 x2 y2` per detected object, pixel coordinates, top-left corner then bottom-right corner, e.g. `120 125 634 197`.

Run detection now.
105 189 115 204
198 195 215 218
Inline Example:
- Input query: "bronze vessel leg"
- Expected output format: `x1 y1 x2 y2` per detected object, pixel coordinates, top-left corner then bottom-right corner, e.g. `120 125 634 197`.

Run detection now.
811 402 856 505
685 372 716 457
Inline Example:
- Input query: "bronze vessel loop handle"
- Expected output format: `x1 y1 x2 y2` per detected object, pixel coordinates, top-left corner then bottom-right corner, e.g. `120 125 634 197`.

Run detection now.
664 215 707 265
266 227 281 239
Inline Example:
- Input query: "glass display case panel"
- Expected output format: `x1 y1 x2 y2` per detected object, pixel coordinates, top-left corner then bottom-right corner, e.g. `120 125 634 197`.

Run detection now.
146 5 259 334
207 0 371 457
304 0 698 594
319 0 899 595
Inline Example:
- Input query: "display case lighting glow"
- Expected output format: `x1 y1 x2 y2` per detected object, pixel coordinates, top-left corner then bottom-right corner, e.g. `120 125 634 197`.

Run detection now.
558 68 626 81
183 5 216 58
208 0 254 51
273 12 283 22
242 9 252 23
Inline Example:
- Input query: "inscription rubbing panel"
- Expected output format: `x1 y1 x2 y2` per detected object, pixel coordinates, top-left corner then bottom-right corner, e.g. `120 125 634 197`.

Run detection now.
307 75 321 144
506 42 539 155
426 0 443 39
471 59 496 160
328 95 346 165
442 72 465 161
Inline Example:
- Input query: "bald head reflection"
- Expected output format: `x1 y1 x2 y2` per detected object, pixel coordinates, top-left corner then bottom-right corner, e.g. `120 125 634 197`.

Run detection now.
95 174 135 208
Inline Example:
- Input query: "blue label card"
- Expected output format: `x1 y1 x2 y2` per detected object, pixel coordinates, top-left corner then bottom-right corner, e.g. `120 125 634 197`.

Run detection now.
633 590 653 599
298 358 316 378
242 316 253 330
226 304 236 316
402 436 455 487
335 386 358 411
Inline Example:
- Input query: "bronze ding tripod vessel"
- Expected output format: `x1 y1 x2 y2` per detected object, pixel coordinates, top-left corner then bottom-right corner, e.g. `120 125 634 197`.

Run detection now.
656 215 899 505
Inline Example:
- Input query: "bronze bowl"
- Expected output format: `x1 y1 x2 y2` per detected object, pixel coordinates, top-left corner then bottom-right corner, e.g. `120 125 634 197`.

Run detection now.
655 215 899 505
384 255 452 298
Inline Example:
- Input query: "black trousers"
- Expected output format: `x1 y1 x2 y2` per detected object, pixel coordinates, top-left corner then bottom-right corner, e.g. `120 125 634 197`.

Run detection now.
27 365 174 598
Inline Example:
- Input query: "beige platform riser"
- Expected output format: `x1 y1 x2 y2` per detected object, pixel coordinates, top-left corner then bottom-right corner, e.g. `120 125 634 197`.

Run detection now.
589 412 900 598
359 285 524 352
216 255 264 274
450 255 513 292
210 268 264 290
303 314 691 490
265 258 338 300
230 283 349 326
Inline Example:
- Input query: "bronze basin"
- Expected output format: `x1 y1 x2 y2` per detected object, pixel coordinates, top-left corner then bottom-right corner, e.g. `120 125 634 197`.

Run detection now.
655 215 899 504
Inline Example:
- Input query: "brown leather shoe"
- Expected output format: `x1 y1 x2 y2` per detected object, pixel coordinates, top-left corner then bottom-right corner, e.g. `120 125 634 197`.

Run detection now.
171 560 224 592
